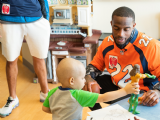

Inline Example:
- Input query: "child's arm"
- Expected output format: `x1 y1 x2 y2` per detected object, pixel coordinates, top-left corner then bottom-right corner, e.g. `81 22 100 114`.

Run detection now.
42 105 52 114
96 82 139 103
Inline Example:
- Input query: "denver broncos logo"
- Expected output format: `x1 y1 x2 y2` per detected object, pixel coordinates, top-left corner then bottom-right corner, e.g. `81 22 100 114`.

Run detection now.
109 57 117 67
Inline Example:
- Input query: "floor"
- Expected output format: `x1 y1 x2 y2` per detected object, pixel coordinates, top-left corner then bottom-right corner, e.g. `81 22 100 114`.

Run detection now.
0 43 109 120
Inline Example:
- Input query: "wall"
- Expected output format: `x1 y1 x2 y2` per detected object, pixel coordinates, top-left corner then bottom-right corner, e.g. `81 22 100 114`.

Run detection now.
92 0 160 39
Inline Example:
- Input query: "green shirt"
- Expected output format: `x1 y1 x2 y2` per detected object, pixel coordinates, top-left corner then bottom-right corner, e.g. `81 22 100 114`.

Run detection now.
43 86 99 120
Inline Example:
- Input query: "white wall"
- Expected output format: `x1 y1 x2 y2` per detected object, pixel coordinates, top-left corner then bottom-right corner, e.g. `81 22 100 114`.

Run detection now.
92 0 160 39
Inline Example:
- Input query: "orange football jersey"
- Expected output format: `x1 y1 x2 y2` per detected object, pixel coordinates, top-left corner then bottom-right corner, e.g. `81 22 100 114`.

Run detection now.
91 29 160 91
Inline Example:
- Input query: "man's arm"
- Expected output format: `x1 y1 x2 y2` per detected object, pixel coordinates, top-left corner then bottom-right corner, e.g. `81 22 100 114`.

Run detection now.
86 64 102 80
38 0 50 20
153 82 160 91
84 38 107 92
83 64 102 92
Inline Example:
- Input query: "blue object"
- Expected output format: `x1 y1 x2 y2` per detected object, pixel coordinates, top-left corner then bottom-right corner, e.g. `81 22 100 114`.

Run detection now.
112 94 160 119
0 0 49 22
0 16 41 23
0 0 42 17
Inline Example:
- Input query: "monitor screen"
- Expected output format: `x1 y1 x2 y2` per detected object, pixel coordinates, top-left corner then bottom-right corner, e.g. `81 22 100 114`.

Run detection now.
54 9 66 19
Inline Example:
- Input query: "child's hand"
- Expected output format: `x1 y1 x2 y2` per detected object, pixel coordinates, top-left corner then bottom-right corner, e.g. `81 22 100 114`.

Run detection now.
124 82 140 94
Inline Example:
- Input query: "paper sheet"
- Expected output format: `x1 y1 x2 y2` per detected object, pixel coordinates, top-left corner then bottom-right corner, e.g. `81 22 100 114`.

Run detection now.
86 116 96 120
87 104 146 120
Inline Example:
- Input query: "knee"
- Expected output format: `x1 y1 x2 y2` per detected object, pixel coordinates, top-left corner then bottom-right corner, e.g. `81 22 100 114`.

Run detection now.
7 60 17 67
33 57 45 64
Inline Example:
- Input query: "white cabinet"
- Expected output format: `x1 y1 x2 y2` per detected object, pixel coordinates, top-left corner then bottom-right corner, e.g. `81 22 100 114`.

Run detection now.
77 7 91 26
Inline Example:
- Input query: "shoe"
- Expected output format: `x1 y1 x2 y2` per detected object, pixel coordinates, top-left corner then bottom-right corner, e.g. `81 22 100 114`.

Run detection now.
40 91 48 102
0 96 19 117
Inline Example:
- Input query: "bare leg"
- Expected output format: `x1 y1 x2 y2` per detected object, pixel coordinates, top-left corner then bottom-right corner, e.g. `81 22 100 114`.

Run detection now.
6 57 19 99
33 56 48 93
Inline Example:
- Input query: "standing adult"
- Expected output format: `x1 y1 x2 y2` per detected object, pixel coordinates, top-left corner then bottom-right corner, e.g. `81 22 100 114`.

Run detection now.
0 0 50 117
83 6 160 111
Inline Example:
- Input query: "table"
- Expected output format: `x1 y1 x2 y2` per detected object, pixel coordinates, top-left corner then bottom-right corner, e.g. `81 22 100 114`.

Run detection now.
112 94 160 119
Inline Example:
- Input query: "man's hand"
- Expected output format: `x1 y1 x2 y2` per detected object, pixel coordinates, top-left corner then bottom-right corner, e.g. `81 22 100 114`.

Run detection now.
82 75 101 92
141 90 160 106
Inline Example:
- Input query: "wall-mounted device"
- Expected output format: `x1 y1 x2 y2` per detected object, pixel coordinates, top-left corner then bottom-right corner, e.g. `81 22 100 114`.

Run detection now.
54 9 71 19
52 6 73 25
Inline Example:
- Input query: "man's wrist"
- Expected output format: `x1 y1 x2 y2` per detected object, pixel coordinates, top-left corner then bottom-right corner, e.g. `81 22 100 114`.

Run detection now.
153 82 160 91
85 74 91 78
85 75 92 82
153 89 160 98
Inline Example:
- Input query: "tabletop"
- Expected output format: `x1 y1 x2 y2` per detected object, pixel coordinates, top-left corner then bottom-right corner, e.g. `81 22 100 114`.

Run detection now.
112 94 160 120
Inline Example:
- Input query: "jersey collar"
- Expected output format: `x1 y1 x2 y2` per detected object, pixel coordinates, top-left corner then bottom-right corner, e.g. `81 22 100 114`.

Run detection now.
58 86 72 90
130 28 138 43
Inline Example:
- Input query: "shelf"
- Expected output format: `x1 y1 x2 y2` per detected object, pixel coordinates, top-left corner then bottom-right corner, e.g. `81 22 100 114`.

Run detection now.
76 4 92 7
53 19 73 24
83 34 101 44
49 4 92 7
77 25 90 28
83 29 102 44
50 34 83 39
52 5 72 9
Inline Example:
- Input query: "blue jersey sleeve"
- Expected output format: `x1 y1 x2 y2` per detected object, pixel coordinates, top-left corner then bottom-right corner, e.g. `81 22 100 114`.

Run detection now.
38 0 50 20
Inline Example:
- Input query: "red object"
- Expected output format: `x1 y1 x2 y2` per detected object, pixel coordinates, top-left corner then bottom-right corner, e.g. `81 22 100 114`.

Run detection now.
109 57 117 67
2 4 10 14
91 84 100 94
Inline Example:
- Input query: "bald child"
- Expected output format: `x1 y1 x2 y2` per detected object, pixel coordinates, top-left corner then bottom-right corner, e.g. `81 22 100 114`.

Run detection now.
42 58 139 120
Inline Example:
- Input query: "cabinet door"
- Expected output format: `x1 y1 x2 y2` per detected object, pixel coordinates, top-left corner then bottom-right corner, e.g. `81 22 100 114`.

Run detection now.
77 7 90 26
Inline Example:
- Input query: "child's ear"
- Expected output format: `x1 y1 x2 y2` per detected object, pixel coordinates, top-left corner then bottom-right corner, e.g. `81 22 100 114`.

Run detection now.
69 77 74 85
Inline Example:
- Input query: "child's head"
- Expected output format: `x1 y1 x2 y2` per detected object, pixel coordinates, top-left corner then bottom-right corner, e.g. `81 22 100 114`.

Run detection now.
56 58 86 90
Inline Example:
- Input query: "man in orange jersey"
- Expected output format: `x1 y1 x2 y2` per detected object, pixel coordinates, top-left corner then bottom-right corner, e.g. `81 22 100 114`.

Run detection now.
83 6 160 111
